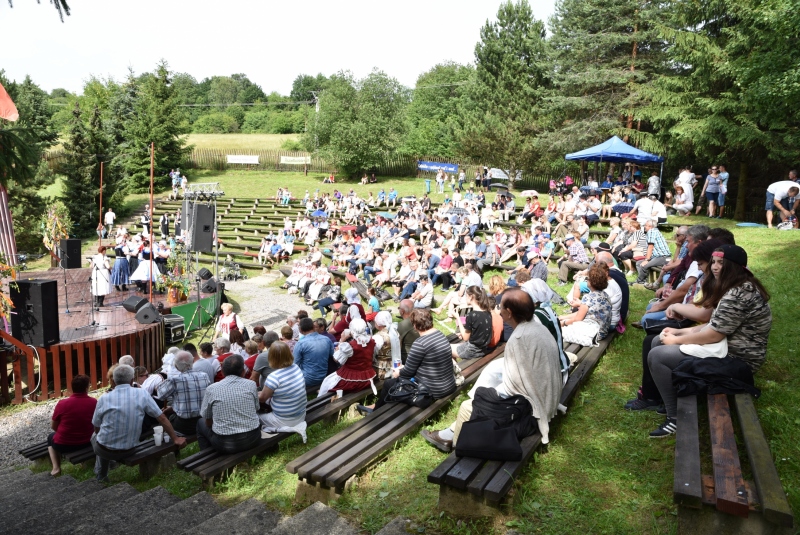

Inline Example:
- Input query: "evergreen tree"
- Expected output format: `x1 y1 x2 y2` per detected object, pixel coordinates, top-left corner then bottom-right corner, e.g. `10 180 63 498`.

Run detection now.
541 0 669 155
458 0 550 181
119 61 191 193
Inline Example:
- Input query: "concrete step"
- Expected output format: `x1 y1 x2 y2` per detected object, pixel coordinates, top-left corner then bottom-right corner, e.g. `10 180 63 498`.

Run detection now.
6 482 139 535
269 501 358 535
76 486 181 535
0 471 77 514
0 468 35 491
127 491 225 534
0 478 104 525
185 498 282 535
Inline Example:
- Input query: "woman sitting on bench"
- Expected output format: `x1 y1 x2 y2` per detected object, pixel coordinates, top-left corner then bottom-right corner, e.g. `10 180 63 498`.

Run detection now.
451 286 495 360
257 342 308 442
47 374 97 477
319 319 378 398
643 244 772 438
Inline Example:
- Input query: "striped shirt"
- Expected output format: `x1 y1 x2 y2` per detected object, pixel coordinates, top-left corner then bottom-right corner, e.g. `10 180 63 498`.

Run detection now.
200 375 261 436
92 384 162 450
156 369 211 419
646 228 671 258
265 364 307 420
400 330 456 399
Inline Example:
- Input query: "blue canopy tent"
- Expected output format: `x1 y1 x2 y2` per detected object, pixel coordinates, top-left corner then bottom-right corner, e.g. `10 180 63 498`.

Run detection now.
565 136 665 184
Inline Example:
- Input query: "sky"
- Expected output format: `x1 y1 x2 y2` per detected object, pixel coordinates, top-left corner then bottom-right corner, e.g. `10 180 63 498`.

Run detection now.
0 0 556 96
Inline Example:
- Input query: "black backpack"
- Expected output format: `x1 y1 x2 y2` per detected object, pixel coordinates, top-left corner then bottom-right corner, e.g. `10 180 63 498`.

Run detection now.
469 386 538 439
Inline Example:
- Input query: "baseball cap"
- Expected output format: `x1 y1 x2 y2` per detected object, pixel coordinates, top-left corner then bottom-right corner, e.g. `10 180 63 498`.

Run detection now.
590 240 601 249
542 233 551 239
564 234 575 242
713 244 749 272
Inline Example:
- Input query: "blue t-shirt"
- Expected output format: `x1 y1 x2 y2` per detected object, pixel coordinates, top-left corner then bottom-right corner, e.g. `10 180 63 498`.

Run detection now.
270 244 282 255
265 364 307 420
388 190 397 199
368 296 380 313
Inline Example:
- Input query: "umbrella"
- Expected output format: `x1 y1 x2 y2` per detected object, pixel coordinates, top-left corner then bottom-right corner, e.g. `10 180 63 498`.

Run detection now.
447 207 469 216
311 209 327 218
501 192 516 199
378 211 396 219
489 183 509 190
338 225 357 232
519 190 539 197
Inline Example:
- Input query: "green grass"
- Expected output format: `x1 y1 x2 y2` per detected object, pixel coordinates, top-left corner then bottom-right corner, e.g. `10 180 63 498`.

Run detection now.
22 170 800 534
185 133 299 151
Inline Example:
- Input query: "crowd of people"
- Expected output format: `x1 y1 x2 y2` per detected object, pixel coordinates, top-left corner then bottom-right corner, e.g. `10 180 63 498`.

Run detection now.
44 163 785 483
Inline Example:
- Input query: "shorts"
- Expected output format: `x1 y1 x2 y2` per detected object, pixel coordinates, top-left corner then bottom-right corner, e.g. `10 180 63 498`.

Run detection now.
717 193 726 206
765 192 775 211
47 432 91 454
705 191 718 203
456 341 486 360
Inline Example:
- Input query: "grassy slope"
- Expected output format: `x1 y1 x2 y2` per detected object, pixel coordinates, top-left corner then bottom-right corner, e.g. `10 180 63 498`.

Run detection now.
24 170 800 535
185 133 299 151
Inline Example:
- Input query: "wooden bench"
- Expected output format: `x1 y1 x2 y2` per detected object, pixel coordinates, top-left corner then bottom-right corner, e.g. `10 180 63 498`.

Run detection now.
286 345 506 504
19 432 197 480
674 393 794 533
428 333 617 517
177 387 376 488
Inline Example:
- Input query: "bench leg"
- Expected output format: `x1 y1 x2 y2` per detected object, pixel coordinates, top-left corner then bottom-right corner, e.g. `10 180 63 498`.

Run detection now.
138 452 176 480
678 503 794 535
437 486 502 518
294 479 343 506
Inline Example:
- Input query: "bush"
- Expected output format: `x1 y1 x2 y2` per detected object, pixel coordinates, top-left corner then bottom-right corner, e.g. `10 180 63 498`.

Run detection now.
241 110 271 133
192 113 239 133
226 104 246 126
280 138 304 151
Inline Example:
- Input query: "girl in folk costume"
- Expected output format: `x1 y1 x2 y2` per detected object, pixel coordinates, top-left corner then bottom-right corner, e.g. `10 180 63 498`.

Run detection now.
90 246 112 308
318 319 377 397
371 311 401 381
214 302 243 340
329 288 366 341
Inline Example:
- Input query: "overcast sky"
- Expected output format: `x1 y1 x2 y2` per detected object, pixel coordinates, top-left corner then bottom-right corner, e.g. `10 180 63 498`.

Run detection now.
1 0 556 96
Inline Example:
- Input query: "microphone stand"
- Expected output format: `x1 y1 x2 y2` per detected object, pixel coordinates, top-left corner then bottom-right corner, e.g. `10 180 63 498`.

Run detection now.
75 257 108 332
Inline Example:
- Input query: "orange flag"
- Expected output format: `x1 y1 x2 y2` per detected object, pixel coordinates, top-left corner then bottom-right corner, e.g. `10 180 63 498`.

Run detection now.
0 82 19 122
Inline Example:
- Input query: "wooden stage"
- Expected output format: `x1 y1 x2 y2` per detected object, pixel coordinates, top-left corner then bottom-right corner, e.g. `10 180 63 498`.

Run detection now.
0 266 214 404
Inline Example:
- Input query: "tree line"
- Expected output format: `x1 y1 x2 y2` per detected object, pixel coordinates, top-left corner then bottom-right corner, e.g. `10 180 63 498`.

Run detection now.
3 0 800 247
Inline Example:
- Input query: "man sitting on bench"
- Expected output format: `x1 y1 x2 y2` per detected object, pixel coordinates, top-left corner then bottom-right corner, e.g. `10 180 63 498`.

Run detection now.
197 355 262 454
92 365 186 482
156 351 211 436
420 289 562 453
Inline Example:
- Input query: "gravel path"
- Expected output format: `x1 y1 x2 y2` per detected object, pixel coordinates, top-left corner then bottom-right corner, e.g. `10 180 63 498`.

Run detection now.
0 274 314 470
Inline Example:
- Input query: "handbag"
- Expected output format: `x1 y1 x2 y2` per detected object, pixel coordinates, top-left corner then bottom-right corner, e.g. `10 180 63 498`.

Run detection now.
386 378 433 408
644 318 693 336
455 419 523 461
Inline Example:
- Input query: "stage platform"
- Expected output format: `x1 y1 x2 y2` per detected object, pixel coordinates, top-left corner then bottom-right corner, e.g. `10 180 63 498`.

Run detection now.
0 266 218 404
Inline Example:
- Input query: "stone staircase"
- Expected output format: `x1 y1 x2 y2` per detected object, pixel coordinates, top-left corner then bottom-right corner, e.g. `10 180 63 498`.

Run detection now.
0 467 410 535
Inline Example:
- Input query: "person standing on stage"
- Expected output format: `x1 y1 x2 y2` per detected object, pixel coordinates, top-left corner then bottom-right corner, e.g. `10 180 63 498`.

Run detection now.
90 246 112 309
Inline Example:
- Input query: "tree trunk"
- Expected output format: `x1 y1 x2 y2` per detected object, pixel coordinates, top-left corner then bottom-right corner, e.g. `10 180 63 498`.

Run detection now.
734 161 748 221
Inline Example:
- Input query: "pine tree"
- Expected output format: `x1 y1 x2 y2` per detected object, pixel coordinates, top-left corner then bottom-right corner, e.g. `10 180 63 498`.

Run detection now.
119 61 191 193
457 1 550 181
540 0 669 155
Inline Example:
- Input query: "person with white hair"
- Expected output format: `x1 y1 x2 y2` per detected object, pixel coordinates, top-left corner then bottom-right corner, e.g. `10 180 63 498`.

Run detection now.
318 318 377 397
92 365 186 481
371 311 401 380
328 288 365 340
156 351 211 435
118 355 135 367
213 303 243 340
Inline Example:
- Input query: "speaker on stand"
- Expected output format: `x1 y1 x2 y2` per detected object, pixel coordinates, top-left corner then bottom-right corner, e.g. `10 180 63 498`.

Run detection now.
59 239 82 269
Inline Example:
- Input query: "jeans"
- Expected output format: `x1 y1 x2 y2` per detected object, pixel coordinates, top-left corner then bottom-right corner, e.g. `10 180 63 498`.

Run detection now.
92 435 135 481
196 419 261 454
399 282 417 300
639 334 662 401
636 256 668 284
317 297 336 316
169 413 200 436
363 266 378 284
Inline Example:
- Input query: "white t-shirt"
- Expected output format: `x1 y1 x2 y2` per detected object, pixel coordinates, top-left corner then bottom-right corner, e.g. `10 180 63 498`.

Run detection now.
652 201 668 219
604 278 622 326
464 270 483 288
633 198 654 217
677 261 702 289
415 283 433 307
104 211 115 225
767 180 799 201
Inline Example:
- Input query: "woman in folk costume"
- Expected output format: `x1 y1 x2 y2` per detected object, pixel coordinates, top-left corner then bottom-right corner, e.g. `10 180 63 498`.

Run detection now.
328 288 365 341
90 246 112 308
371 311 401 381
318 319 377 397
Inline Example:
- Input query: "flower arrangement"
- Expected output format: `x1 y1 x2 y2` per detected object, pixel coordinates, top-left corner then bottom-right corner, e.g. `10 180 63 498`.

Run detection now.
0 253 15 323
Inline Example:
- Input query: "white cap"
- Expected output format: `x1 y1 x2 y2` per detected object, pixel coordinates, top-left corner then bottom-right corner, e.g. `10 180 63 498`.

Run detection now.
564 234 575 241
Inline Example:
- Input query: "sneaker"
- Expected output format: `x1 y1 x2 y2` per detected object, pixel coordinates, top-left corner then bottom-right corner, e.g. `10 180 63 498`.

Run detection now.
355 404 373 416
420 429 453 453
557 281 568 287
625 398 661 411
649 417 677 438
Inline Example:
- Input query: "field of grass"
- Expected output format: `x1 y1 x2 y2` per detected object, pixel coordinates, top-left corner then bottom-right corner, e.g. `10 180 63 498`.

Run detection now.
185 133 300 151
21 169 799 534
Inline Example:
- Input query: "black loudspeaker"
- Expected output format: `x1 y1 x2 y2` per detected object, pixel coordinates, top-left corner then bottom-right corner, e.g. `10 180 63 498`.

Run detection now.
197 268 213 280
189 204 215 253
135 303 160 324
59 239 82 269
201 278 217 294
10 279 60 347
122 296 148 313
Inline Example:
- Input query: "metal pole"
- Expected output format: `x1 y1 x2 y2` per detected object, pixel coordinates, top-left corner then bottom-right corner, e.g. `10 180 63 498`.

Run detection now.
149 143 154 304
98 161 103 248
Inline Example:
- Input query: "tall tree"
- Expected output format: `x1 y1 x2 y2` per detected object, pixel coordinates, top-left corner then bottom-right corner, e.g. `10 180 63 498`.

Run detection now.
304 70 409 177
540 0 669 156
290 73 330 104
119 61 191 193
458 0 550 181
402 62 473 159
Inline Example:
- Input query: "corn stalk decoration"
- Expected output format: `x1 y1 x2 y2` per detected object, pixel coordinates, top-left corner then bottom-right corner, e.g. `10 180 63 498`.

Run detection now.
40 200 72 254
